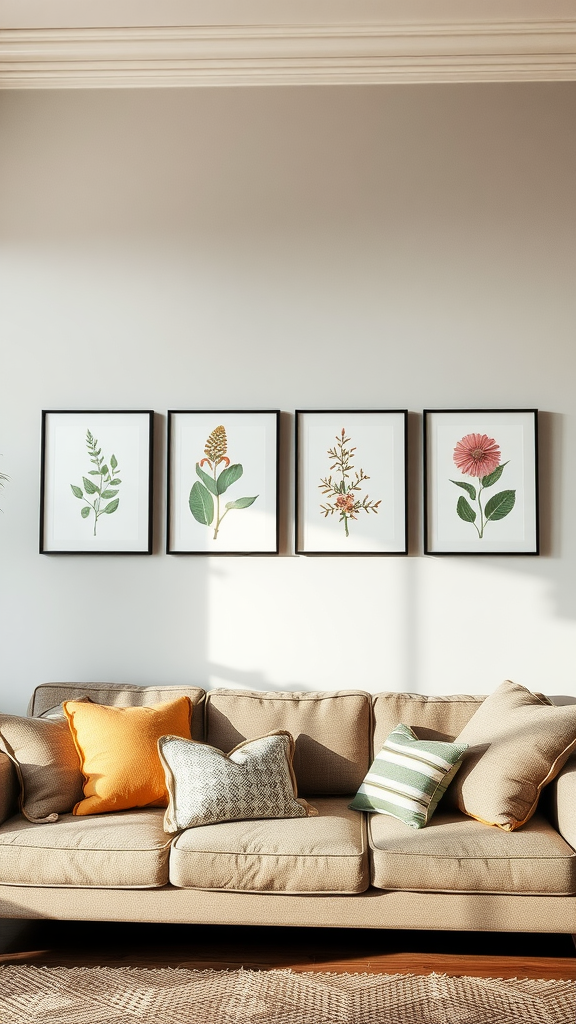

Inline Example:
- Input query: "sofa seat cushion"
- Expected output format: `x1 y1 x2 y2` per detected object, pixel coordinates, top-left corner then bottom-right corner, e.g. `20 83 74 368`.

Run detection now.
0 809 172 888
169 797 368 894
369 810 576 895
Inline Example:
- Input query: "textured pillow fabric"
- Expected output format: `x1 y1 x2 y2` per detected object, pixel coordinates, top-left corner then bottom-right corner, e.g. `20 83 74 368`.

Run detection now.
451 679 576 831
0 714 84 823
158 730 318 833
349 723 468 830
64 697 193 816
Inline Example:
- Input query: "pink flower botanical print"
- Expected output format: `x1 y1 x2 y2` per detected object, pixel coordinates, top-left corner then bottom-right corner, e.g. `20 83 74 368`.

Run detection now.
450 432 516 540
453 433 501 478
319 428 381 537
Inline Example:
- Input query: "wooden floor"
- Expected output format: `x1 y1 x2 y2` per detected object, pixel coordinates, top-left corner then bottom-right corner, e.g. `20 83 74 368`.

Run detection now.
0 920 574 980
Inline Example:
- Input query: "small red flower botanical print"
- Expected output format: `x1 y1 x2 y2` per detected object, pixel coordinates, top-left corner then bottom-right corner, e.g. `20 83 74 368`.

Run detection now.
319 428 381 538
450 432 515 539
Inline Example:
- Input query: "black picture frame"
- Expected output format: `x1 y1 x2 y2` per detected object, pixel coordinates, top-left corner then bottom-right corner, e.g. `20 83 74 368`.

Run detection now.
40 410 154 554
167 410 280 555
295 410 408 555
424 409 539 555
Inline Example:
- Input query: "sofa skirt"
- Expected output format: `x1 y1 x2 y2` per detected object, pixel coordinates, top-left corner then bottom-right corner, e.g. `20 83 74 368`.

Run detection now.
0 884 574 933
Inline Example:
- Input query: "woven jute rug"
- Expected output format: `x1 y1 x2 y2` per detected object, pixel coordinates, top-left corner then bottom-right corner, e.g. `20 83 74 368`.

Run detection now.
0 966 573 1024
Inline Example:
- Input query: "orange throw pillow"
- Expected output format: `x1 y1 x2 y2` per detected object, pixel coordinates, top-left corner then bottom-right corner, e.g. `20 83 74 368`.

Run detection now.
63 697 193 815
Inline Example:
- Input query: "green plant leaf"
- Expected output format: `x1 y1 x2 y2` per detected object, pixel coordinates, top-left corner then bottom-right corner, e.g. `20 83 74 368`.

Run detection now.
217 463 243 494
110 454 118 470
88 470 100 476
70 484 84 499
189 481 214 525
484 489 516 521
450 479 476 501
102 498 119 515
80 506 91 518
100 465 109 477
481 462 509 489
195 463 218 496
109 478 122 485
101 488 119 499
456 496 476 523
224 495 258 510
83 476 99 495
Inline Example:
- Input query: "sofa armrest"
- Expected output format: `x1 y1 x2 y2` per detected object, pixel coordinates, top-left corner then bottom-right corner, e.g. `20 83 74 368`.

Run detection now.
548 755 576 849
0 751 18 824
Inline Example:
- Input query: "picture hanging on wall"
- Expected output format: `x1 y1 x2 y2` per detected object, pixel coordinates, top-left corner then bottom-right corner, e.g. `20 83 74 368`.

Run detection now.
295 410 408 555
167 410 280 555
40 410 154 554
424 409 539 555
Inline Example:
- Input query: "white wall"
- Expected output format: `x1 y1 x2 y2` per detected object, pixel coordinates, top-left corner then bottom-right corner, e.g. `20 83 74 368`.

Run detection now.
1 84 575 714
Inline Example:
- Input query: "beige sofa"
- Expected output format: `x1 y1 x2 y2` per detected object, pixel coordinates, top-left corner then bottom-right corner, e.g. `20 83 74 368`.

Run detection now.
0 682 575 935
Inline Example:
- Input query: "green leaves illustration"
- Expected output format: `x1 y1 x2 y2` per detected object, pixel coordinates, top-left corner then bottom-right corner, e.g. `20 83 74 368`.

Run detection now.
450 447 515 540
225 496 258 510
189 425 258 539
70 429 122 537
449 480 477 502
456 496 476 523
217 463 243 494
484 490 516 522
480 462 508 489
189 480 214 526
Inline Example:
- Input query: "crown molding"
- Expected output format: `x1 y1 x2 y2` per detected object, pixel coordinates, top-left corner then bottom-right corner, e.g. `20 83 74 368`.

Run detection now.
1 20 576 88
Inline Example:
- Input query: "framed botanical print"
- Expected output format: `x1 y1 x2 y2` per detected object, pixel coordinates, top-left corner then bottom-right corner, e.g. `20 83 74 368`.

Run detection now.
167 410 279 554
295 410 408 555
424 409 539 555
40 410 154 554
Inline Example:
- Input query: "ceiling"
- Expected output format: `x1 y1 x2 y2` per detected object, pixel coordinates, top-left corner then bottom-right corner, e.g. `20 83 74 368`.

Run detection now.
1 0 576 88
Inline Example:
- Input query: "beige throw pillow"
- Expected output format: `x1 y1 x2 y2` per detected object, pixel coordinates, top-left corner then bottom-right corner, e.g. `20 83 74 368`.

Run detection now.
158 730 318 833
0 714 85 823
451 680 576 831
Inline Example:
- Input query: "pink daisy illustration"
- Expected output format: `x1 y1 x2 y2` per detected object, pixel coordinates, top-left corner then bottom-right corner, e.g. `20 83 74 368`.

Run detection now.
450 430 515 540
453 433 501 478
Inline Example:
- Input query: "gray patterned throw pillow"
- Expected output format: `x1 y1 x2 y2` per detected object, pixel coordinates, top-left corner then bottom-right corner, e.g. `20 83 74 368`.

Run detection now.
158 730 318 833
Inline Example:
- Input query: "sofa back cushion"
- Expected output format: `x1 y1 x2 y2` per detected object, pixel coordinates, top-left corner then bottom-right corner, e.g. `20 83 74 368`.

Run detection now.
28 683 206 741
372 692 486 756
205 690 372 795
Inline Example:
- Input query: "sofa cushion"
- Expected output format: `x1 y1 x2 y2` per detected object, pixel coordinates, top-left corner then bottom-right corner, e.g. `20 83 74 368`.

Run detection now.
64 697 193 815
550 754 576 850
29 683 206 741
205 690 371 795
450 680 576 831
369 810 576 895
372 692 486 755
0 809 171 888
169 796 368 893
349 724 467 829
159 731 317 833
0 714 84 823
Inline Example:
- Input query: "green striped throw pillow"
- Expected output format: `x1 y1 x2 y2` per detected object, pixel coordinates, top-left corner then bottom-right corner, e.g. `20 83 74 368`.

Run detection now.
349 723 468 829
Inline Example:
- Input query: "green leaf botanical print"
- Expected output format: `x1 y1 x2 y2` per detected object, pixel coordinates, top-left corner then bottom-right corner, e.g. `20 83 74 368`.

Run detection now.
70 429 122 537
189 425 258 540
484 489 516 522
450 435 515 539
189 480 214 526
456 496 476 523
319 428 381 538
449 479 477 501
